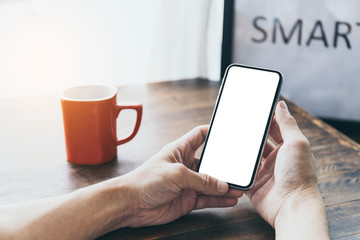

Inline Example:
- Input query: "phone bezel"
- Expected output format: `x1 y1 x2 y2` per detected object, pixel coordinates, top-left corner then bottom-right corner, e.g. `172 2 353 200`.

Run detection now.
197 63 283 190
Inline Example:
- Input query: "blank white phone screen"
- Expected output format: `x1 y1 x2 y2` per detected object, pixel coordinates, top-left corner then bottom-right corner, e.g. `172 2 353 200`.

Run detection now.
199 66 281 188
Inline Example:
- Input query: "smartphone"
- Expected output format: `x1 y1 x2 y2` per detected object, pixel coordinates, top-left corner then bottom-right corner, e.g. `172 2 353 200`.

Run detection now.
197 64 283 190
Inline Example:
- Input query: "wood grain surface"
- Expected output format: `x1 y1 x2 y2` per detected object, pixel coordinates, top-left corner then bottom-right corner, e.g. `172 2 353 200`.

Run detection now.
0 79 359 239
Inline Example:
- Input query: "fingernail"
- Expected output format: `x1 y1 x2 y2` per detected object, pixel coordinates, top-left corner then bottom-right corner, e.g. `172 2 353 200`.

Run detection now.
217 181 228 193
279 100 288 110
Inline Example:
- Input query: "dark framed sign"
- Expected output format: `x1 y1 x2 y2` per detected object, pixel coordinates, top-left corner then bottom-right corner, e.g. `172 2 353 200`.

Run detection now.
221 0 360 124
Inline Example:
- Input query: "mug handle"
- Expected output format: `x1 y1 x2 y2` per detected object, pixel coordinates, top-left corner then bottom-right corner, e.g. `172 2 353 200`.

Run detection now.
114 103 143 145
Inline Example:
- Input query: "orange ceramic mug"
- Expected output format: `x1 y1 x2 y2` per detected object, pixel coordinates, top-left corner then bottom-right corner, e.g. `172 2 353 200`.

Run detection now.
61 85 142 165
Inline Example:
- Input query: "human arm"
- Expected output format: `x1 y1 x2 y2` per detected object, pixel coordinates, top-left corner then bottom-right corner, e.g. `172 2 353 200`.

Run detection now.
246 100 329 239
0 125 242 240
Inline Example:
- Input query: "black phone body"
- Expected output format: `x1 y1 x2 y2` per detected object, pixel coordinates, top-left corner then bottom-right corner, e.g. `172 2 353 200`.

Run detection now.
197 64 283 190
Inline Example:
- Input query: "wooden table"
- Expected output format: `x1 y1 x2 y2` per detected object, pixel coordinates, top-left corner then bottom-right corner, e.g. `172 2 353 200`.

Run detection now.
0 79 359 239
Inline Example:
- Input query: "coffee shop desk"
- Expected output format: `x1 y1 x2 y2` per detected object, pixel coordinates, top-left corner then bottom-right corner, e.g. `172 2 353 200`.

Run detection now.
0 79 359 239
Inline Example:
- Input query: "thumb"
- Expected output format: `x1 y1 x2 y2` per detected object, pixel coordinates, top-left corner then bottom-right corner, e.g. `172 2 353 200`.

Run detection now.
178 125 209 152
275 100 306 143
184 168 229 195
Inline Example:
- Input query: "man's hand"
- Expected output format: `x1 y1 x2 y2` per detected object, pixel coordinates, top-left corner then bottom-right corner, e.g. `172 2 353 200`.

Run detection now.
121 125 243 227
246 100 329 239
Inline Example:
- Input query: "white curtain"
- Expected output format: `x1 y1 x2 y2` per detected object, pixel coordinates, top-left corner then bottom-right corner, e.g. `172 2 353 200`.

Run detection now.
149 0 224 82
0 0 223 99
